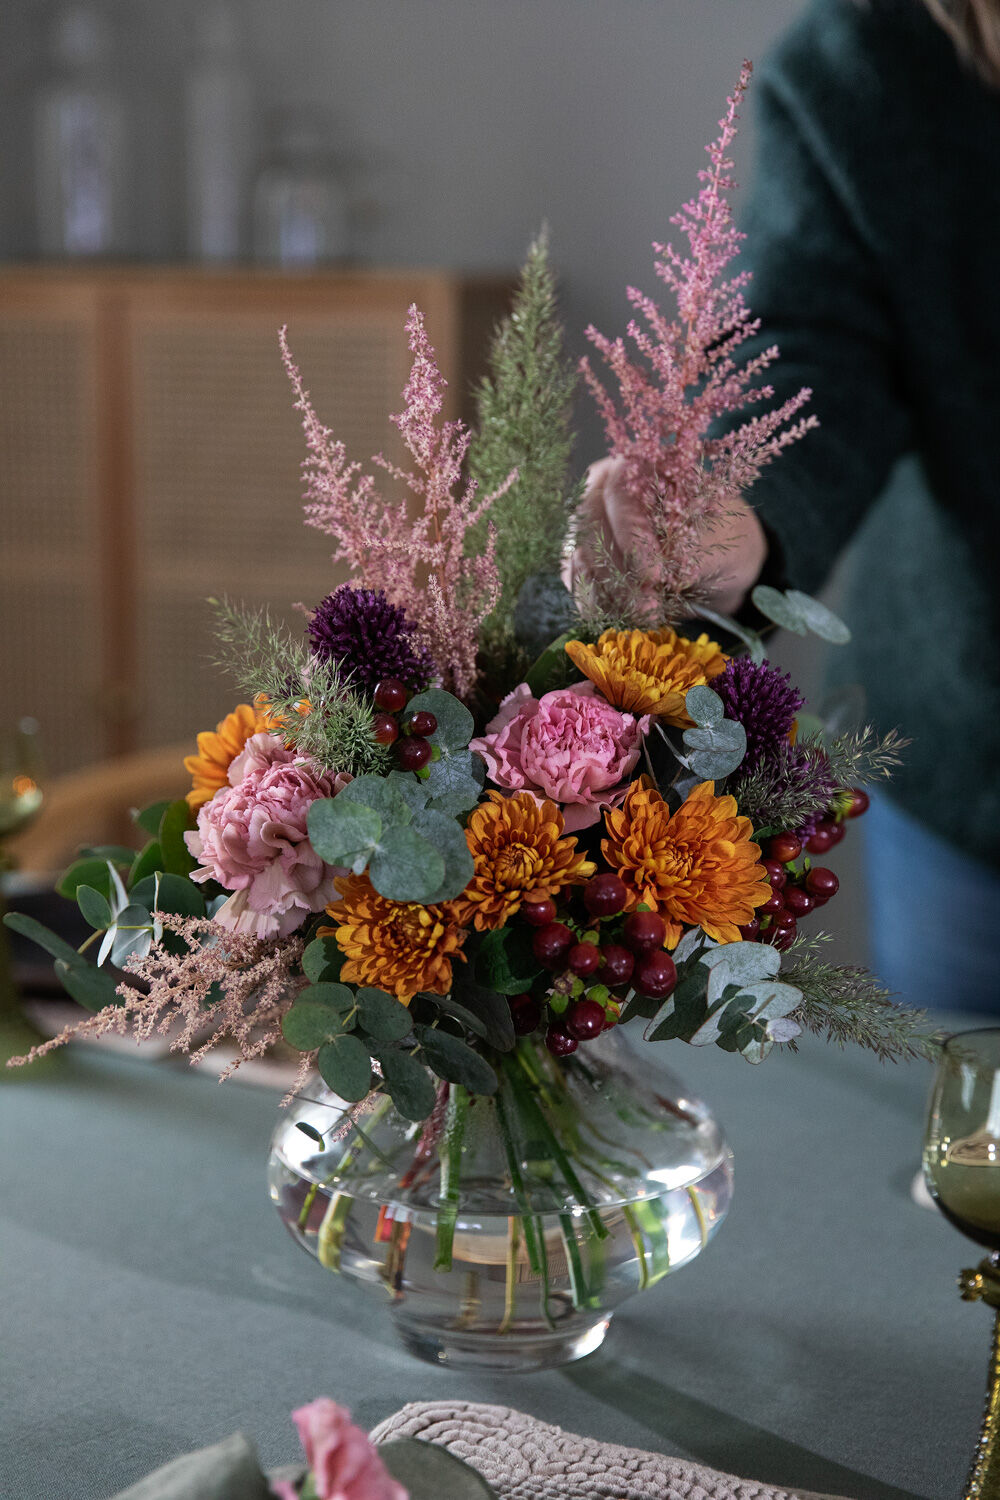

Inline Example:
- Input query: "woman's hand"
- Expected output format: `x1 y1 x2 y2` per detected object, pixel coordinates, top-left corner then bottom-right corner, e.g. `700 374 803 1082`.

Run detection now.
566 456 769 619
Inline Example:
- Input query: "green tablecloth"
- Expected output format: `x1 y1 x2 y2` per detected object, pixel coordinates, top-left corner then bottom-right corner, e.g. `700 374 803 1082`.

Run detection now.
0 1028 981 1499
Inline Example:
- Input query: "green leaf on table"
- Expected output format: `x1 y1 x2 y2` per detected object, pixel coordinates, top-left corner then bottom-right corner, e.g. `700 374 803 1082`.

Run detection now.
317 1033 372 1102
337 774 413 828
416 1027 498 1095
157 799 197 877
282 983 357 1050
2 911 83 966
786 589 851 644
405 689 474 751
128 840 163 888
308 798 381 871
133 799 172 837
685 685 725 727
56 857 118 902
76 883 112 931
355 986 413 1041
301 936 344 984
378 1436 499 1499
368 825 445 903
410 808 474 902
474 926 542 995
377 1047 438 1121
54 957 122 1012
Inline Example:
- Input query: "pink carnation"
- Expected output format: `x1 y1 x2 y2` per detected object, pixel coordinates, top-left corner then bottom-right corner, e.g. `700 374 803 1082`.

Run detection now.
470 682 649 831
287 1399 407 1500
185 732 344 940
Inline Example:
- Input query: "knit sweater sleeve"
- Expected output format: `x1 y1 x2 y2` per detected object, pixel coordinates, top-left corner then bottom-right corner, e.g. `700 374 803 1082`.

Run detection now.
736 37 915 595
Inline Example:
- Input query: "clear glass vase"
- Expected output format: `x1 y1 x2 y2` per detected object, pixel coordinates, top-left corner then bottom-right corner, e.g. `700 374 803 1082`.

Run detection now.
268 1028 733 1371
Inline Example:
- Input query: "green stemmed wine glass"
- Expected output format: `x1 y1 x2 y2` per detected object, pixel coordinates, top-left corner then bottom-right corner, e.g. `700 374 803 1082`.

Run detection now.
925 1030 1000 1498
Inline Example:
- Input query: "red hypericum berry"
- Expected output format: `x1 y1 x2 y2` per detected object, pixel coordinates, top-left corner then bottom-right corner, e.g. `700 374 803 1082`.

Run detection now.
806 827 834 854
770 908 797 931
372 712 399 746
596 943 635 987
583 872 629 918
395 736 432 772
622 910 667 953
783 885 815 917
759 890 785 916
765 917 797 951
566 999 606 1041
567 942 602 978
827 820 847 845
767 832 802 864
510 994 542 1035
845 787 870 818
532 922 574 966
406 710 438 737
545 1023 579 1057
522 896 557 928
763 859 787 891
373 678 409 713
739 917 761 940
805 866 840 899
635 949 678 999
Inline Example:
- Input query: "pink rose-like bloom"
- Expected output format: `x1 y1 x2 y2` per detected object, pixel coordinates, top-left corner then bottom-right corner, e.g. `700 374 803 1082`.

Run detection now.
470 682 650 831
185 732 345 940
288 1399 408 1500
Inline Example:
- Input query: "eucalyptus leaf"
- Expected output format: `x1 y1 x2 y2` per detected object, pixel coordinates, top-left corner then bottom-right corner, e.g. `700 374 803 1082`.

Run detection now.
701 940 781 992
368 825 445 903
337 775 413 828
446 973 517 1051
378 1048 438 1121
128 840 163 888
524 630 577 699
158 799 197 877
133 799 172 837
688 983 746 1046
317 1033 372 1102
751 584 809 636
149 872 205 918
54 957 122 1012
410 808 475 902
378 1437 499 1499
79 843 138 865
405 689 474 751
282 999 352 1051
786 589 852 644
56 857 117 902
422 751 483 815
685 685 724 726
689 601 767 661
355 987 413 1041
385 770 431 813
417 1027 498 1095
301 936 344 985
109 903 154 967
307 798 381 871
512 572 579 657
2 911 84 967
646 964 710 1041
682 716 746 781
767 1015 802 1042
474 926 543 995
77 883 112 931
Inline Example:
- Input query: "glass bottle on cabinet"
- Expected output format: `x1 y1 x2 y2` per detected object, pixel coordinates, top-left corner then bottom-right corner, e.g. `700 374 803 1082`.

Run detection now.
253 111 348 269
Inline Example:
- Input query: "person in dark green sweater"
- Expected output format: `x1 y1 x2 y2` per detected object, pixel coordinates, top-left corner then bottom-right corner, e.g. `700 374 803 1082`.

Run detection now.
581 0 1000 1010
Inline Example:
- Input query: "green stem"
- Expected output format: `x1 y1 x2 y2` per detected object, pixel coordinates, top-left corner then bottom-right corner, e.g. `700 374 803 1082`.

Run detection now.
505 1046 609 1242
495 1079 555 1330
317 1192 353 1270
434 1085 469 1271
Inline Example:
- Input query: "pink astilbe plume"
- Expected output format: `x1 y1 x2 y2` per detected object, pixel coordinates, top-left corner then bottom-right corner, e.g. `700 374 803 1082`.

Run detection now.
7 919 306 1081
281 308 516 699
580 61 817 618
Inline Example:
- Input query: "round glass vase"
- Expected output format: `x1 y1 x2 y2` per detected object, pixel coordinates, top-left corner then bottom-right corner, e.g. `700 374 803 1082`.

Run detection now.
268 1027 733 1371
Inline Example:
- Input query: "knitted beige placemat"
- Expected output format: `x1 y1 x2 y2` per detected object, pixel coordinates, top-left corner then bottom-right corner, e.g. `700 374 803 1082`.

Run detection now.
370 1401 853 1500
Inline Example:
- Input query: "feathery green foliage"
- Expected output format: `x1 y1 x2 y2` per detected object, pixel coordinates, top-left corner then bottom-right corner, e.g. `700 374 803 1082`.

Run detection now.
467 229 578 649
782 937 943 1064
825 725 909 789
209 598 390 779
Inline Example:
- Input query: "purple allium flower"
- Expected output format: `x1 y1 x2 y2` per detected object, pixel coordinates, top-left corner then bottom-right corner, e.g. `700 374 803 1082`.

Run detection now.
714 657 805 772
307 584 434 695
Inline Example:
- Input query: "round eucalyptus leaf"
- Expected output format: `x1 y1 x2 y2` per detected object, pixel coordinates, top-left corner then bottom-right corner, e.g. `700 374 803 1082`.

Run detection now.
751 584 809 635
282 997 352 1052
307 798 381 870
54 957 122 1013
110 903 154 967
301 936 344 985
417 1028 499 1095
369 825 446 903
411 809 475 902
378 1437 499 1499
356 987 413 1041
786 589 852 644
378 1048 438 1121
405 689 474 751
77 883 112 931
685 684 724 726
337 775 413 828
317 1033 372 1102
385 770 431 813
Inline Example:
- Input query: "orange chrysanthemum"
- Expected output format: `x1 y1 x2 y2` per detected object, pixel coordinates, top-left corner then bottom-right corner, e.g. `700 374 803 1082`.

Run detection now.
184 702 274 808
565 628 727 727
455 790 596 932
324 874 466 1002
603 778 771 948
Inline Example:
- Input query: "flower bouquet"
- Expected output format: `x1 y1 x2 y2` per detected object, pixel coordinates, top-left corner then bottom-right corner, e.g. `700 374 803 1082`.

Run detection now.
6 66 937 1369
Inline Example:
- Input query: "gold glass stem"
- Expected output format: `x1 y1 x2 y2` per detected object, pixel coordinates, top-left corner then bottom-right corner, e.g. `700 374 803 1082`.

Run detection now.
959 1259 1000 1499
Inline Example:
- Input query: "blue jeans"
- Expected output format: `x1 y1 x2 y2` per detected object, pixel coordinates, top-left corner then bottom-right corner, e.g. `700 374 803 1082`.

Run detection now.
864 794 1000 1014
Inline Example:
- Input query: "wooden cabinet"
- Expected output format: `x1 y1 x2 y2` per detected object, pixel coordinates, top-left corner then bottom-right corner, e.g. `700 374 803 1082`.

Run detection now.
0 268 510 773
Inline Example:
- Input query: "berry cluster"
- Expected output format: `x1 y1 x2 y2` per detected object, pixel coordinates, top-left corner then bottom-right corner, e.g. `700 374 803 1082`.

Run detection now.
510 873 678 1057
372 678 439 774
739 787 869 952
